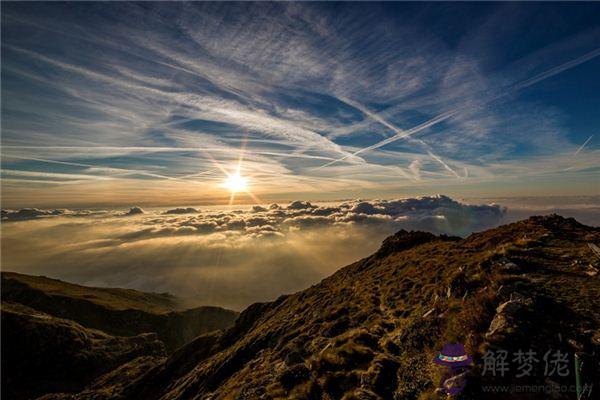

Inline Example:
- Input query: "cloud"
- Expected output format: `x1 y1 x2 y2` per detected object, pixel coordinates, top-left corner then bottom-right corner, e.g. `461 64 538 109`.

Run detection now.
2 3 599 207
0 196 509 310
4 195 600 310
124 206 144 216
164 207 199 214
1 208 102 221
409 159 422 181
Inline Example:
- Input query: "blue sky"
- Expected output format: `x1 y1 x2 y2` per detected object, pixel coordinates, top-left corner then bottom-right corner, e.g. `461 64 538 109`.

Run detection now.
1 2 599 207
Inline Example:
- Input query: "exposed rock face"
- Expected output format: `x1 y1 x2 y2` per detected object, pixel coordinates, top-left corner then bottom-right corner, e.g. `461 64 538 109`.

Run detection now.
485 292 534 343
4 215 600 400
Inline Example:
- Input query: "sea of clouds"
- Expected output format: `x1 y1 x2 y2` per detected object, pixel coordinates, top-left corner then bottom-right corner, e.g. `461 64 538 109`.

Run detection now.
2 195 510 310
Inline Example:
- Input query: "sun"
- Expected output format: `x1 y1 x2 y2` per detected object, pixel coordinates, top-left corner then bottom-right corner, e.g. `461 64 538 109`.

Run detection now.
223 173 248 192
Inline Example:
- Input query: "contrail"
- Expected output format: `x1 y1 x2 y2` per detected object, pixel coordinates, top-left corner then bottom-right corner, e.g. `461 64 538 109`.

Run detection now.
1 146 336 160
318 108 456 168
574 135 593 156
513 48 600 91
426 151 461 178
1 154 211 183
335 96 460 176
319 47 600 168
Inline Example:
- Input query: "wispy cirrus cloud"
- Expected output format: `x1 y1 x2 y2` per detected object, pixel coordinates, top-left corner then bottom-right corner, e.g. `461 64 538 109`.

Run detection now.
2 2 599 207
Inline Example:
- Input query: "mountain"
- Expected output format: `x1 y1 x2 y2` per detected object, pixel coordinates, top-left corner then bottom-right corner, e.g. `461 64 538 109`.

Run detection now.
1 272 238 351
1 273 238 400
5 215 600 399
2 301 166 400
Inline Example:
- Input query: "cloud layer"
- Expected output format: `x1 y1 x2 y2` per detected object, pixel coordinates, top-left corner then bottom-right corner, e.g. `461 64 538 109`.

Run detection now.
2 196 507 310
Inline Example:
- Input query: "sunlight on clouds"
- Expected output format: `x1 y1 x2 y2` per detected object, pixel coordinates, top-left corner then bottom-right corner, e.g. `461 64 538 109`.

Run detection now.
1 196 508 309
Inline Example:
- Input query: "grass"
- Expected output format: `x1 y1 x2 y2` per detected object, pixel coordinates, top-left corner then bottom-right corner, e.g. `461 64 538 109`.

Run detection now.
2 271 177 313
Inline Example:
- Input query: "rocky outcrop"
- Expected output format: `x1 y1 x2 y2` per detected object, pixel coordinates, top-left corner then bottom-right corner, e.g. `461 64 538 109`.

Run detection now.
485 294 533 342
376 229 458 257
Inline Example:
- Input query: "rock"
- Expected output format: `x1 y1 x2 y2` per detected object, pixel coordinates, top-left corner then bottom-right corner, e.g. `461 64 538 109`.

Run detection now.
493 257 522 273
496 299 526 315
486 313 511 340
501 262 520 272
486 297 532 341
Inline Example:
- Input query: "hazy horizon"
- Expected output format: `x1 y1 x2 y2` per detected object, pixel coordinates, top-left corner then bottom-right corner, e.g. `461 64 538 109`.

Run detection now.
3 194 599 311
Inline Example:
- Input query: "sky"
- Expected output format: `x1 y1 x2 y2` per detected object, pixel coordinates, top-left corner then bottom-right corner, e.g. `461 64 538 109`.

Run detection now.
2 2 600 208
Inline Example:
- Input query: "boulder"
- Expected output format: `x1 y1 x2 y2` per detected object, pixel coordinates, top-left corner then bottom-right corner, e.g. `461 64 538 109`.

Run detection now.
485 297 532 341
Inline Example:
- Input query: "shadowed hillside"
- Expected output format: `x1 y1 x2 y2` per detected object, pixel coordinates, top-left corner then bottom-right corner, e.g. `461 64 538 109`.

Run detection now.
1 301 166 400
1 273 238 400
6 215 600 400
1 272 238 351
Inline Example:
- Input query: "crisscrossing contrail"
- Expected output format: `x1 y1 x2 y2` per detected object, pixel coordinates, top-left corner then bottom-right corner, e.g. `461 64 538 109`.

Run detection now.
318 47 600 169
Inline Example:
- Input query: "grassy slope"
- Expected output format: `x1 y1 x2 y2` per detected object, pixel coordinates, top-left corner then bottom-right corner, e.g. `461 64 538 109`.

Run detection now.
1 272 177 313
1 272 239 351
1 301 166 400
20 216 600 399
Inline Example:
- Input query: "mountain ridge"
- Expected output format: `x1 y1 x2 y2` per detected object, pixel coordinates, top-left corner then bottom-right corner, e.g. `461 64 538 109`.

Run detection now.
6 215 600 399
1 271 239 351
1 273 239 400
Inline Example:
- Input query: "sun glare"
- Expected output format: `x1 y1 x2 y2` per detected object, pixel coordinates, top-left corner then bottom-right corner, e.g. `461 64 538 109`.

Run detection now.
223 173 248 192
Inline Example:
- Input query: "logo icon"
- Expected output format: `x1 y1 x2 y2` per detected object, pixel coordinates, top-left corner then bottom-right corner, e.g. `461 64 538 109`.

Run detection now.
433 343 472 395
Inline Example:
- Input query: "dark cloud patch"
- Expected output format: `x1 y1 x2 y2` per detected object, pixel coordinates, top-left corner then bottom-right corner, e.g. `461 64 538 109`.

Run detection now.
2 208 65 221
1 208 102 221
287 201 316 210
124 206 144 216
164 207 198 214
